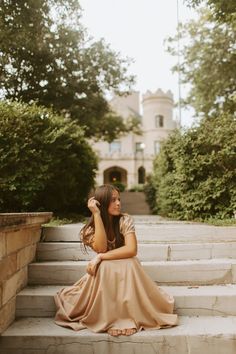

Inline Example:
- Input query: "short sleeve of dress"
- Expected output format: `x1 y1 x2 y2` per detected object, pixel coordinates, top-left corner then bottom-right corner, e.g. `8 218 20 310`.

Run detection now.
80 226 95 248
119 214 135 237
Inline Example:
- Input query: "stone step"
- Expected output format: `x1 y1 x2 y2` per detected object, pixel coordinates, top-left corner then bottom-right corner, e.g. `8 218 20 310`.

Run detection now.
41 223 236 243
15 284 236 318
36 241 236 262
28 259 236 286
131 215 186 223
1 316 236 354
120 192 151 215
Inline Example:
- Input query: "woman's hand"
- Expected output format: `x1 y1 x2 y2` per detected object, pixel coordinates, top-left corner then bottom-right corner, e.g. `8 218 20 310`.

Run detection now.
88 197 100 215
86 254 103 276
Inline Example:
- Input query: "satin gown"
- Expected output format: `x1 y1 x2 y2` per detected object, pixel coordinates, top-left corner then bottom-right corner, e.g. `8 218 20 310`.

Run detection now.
54 214 178 332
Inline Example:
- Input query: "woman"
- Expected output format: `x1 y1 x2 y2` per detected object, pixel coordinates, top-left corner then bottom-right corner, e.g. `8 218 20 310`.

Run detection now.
54 184 178 336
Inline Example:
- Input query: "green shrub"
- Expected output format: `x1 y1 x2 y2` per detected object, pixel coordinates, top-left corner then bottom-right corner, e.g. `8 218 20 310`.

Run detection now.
146 113 236 220
0 100 97 213
143 176 157 213
111 181 126 192
129 184 144 192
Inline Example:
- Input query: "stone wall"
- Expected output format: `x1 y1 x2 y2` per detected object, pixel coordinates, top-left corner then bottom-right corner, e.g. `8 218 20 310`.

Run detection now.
0 212 52 333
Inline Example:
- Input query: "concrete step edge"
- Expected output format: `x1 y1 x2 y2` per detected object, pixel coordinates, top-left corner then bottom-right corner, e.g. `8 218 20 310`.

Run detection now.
28 259 236 286
15 284 236 318
2 316 236 337
29 258 236 266
36 242 236 262
17 284 236 297
41 224 236 243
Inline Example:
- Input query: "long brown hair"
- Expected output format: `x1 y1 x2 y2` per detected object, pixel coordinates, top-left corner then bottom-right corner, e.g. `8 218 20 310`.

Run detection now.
80 184 125 250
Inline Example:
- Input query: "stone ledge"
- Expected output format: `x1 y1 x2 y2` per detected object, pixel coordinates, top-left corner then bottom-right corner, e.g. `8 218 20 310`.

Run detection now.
0 212 53 231
1 316 236 354
15 284 236 318
28 259 236 286
36 241 236 262
41 223 236 243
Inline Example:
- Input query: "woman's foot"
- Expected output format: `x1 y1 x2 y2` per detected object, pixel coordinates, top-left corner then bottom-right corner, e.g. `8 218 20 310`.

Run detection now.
107 328 121 336
108 328 137 336
124 328 137 336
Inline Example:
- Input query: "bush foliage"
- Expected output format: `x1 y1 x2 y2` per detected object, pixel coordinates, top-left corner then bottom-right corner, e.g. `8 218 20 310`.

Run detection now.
146 113 236 220
0 100 97 213
110 181 126 192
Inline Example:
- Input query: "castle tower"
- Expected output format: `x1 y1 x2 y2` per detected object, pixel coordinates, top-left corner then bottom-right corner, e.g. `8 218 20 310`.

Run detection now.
141 89 177 157
92 89 177 189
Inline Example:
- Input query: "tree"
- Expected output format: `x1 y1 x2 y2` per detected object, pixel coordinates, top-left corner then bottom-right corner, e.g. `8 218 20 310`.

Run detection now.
0 100 97 213
186 0 236 23
146 1 236 220
146 113 236 220
0 0 138 141
167 8 236 117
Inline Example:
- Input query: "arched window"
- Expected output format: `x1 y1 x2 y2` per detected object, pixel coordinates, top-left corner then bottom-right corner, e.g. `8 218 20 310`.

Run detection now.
104 166 127 186
155 114 164 128
138 166 146 184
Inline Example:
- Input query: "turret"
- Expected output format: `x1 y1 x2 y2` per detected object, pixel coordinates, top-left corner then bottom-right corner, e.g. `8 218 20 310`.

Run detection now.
142 89 176 130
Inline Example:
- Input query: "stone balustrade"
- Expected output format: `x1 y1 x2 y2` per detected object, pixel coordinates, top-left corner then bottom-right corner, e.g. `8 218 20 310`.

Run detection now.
0 212 52 333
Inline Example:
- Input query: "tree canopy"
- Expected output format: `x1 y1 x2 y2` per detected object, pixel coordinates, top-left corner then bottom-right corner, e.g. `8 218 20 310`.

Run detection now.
167 4 236 117
145 113 236 220
144 1 236 220
0 0 138 141
186 0 236 23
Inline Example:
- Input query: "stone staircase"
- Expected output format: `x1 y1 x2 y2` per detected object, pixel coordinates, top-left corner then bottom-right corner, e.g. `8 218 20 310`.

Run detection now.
1 216 236 353
120 192 151 215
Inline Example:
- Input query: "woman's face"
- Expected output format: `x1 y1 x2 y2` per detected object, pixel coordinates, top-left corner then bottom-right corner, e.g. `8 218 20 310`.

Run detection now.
108 189 121 216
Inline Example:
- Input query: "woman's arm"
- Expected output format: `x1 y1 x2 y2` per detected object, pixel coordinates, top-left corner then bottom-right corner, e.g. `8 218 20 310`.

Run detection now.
86 233 137 276
87 197 107 253
100 233 137 260
92 212 108 253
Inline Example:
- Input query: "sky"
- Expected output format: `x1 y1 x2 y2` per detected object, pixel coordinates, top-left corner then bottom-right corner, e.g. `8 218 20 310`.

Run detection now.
79 0 199 127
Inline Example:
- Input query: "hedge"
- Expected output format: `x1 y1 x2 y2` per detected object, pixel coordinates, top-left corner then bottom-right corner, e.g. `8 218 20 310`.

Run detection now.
0 100 97 213
145 113 236 220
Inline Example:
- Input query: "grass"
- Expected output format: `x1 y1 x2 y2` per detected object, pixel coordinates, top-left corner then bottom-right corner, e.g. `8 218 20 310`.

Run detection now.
43 213 88 226
174 217 236 226
150 212 236 226
202 218 236 226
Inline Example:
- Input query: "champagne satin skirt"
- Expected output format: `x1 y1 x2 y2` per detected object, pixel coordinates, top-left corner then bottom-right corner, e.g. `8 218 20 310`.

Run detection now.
54 257 178 332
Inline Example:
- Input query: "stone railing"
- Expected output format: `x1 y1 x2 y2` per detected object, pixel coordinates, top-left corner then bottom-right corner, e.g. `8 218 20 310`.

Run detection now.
0 212 52 334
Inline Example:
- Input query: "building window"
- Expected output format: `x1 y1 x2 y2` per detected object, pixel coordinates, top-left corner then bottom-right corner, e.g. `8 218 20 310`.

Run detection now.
109 141 121 153
135 142 145 153
138 166 146 184
154 141 161 154
155 114 164 128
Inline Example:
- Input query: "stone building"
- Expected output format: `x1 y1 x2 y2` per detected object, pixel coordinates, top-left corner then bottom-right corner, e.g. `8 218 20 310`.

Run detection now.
92 89 178 189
